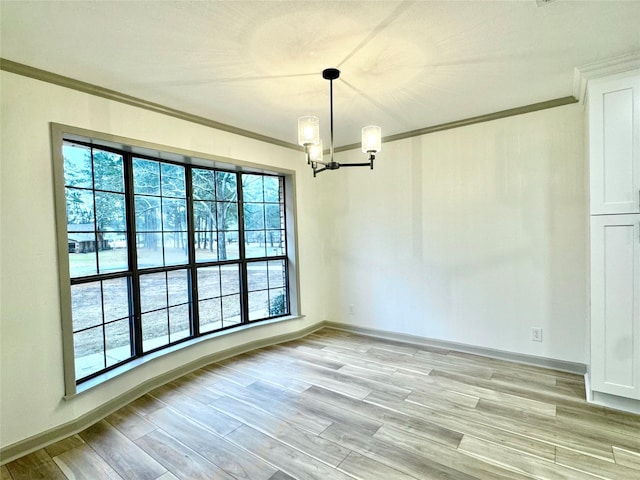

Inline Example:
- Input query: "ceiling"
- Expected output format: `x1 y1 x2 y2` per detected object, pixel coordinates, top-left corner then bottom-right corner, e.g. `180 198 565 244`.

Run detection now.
1 1 639 149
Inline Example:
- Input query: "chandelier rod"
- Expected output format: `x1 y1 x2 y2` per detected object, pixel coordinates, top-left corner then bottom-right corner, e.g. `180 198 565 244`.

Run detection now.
329 74 335 165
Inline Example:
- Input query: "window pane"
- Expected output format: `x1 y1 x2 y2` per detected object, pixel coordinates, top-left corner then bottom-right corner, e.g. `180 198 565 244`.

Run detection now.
71 282 103 331
244 203 265 230
246 231 266 258
137 232 163 269
266 230 285 257
193 200 217 231
74 326 104 379
193 199 217 263
268 260 286 289
66 188 95 229
247 261 268 291
197 266 221 300
167 269 189 306
63 144 92 188
164 232 188 266
94 150 124 193
217 202 238 230
220 264 240 295
135 196 161 232
169 305 190 342
102 277 130 321
161 163 185 198
199 299 222 333
242 174 263 202
265 204 283 229
263 176 281 203
96 192 126 232
222 294 241 325
140 272 167 313
194 231 218 263
142 310 169 352
68 233 98 277
216 171 237 201
248 290 269 321
268 288 288 317
162 198 187 231
218 231 239 261
192 168 216 200
105 319 132 367
133 158 160 195
74 325 104 359
98 233 128 273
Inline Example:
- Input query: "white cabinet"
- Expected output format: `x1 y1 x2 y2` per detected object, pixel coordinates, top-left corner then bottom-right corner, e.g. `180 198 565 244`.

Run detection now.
590 215 640 399
588 71 640 215
588 69 640 405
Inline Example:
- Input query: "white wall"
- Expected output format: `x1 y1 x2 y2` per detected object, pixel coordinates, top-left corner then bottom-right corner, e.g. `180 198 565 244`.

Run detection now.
325 104 587 363
0 70 588 452
0 71 331 450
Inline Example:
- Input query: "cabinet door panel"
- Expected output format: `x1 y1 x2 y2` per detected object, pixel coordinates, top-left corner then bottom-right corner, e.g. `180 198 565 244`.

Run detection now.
590 214 640 398
589 72 640 215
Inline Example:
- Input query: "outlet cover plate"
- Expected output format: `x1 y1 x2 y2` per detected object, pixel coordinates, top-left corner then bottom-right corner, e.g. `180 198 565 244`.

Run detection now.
531 327 543 342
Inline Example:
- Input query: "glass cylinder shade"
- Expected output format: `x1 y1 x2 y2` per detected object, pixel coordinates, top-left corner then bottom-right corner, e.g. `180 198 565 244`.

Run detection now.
361 125 382 153
298 116 320 146
308 140 323 164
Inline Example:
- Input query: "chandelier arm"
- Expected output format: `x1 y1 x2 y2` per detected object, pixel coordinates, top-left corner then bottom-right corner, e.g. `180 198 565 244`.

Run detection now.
339 162 373 167
313 166 328 177
310 159 331 166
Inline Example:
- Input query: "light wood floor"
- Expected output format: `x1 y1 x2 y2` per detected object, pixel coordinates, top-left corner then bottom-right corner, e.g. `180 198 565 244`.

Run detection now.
3 328 640 480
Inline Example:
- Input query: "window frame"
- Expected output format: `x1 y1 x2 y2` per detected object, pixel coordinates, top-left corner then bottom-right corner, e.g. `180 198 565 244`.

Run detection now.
51 123 301 397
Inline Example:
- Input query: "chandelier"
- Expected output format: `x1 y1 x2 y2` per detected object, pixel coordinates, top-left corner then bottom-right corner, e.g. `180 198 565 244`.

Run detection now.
297 68 382 177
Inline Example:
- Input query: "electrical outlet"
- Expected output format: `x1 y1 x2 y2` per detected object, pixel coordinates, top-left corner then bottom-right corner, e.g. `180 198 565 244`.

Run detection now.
348 304 355 315
531 327 543 342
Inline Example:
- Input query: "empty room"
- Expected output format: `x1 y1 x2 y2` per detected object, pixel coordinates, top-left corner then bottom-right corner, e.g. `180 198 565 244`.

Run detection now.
1 1 639 479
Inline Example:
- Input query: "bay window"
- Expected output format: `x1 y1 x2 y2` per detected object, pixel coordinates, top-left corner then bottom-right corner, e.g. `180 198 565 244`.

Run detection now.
53 127 296 391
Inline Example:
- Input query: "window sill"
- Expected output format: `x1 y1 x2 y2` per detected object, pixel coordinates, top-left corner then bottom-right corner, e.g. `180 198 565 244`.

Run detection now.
67 314 305 399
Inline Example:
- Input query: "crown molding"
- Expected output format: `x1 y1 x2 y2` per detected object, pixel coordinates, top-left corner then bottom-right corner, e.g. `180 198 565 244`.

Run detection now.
334 96 577 153
573 51 640 105
0 58 301 151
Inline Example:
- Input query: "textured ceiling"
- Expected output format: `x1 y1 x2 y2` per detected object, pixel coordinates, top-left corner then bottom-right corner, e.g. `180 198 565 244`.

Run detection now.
1 1 639 148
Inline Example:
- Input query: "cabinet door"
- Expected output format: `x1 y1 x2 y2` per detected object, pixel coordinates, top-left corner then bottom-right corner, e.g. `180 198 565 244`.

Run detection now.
591 214 640 399
589 72 640 215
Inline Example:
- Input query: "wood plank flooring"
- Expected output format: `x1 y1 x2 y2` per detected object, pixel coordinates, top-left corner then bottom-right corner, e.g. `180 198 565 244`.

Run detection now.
4 328 640 479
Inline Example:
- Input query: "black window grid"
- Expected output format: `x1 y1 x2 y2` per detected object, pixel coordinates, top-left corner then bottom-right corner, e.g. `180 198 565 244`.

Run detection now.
63 140 290 384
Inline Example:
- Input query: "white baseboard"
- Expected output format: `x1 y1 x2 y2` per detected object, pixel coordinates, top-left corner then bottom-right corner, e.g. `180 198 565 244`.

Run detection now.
325 321 587 375
588 388 640 415
584 373 593 402
0 319 325 465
